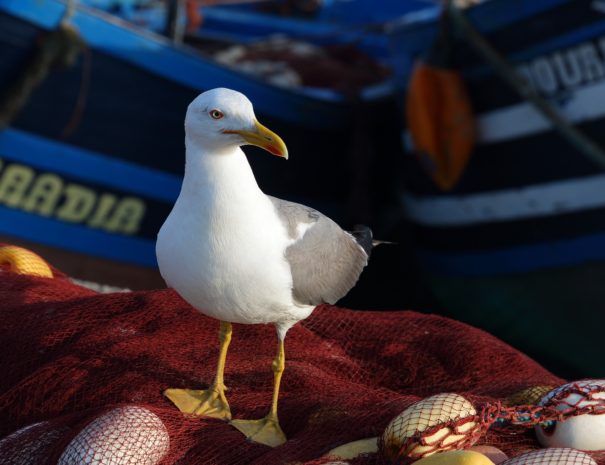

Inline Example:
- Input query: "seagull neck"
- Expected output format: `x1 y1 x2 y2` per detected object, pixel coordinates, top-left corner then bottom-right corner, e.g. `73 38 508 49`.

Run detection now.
182 142 263 199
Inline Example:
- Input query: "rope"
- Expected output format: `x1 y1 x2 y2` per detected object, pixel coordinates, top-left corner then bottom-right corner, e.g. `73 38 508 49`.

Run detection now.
61 0 77 26
61 45 92 139
380 383 605 463
0 20 85 130
446 2 605 170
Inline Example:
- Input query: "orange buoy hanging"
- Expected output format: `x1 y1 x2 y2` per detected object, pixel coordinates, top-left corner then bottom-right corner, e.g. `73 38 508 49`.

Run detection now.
406 62 475 191
405 15 476 191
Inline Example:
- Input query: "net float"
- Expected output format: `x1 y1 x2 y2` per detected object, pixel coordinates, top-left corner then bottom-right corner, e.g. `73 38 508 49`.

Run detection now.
57 406 170 465
0 421 67 461
535 380 605 450
0 245 53 278
500 448 597 465
413 450 495 465
505 386 555 406
469 445 508 464
381 393 481 462
324 437 378 461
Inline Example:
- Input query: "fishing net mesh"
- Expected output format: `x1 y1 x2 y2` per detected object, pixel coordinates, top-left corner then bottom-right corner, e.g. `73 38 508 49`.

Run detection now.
0 245 603 465
497 448 599 465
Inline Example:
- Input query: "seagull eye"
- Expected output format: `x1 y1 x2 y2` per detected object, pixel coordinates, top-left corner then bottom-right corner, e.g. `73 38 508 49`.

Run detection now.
209 109 224 120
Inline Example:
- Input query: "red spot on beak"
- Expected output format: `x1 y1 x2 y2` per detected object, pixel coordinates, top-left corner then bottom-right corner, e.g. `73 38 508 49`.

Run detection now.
267 145 283 157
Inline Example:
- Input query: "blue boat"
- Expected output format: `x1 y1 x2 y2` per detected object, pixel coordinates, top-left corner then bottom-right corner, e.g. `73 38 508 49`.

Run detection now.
390 0 605 376
190 0 434 60
79 0 439 64
0 0 402 285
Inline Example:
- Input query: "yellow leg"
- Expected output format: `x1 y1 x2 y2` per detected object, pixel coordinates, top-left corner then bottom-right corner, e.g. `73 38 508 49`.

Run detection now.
231 338 287 447
164 321 233 420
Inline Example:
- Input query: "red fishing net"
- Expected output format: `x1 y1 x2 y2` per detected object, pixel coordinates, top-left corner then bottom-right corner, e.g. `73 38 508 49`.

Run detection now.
0 246 603 465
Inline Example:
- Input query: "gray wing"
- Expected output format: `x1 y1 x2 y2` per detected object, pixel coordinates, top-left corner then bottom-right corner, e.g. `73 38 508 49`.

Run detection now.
269 196 369 306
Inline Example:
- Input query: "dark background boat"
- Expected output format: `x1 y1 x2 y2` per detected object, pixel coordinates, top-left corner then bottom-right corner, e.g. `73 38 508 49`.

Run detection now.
390 0 605 377
0 0 409 293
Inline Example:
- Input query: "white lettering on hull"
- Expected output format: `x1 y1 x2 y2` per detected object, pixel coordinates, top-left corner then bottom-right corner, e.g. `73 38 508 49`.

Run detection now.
0 159 146 235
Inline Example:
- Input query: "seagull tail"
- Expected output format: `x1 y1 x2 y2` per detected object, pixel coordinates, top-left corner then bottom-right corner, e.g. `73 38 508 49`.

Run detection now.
350 224 397 258
349 224 373 257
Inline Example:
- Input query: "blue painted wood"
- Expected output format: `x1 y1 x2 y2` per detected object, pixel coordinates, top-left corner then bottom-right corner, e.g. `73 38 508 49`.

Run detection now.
317 0 431 24
461 18 605 81
0 205 157 266
386 0 577 76
3 0 355 129
0 129 181 203
197 7 391 59
0 129 174 265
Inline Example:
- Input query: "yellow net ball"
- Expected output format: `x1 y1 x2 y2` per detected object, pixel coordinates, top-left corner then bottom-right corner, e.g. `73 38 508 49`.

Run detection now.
0 246 53 278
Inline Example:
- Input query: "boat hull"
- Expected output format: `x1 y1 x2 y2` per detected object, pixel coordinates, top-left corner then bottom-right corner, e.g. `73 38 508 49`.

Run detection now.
0 1 403 277
391 0 605 376
392 0 605 277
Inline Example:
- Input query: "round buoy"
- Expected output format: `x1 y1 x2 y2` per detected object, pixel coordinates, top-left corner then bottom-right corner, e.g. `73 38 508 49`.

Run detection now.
58 406 170 465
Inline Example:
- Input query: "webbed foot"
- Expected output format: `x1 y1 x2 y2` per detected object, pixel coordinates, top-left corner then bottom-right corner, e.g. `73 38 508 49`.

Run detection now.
164 384 231 421
231 416 287 447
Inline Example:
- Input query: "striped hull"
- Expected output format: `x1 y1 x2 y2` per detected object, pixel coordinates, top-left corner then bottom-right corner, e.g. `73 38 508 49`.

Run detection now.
393 0 605 277
389 0 605 376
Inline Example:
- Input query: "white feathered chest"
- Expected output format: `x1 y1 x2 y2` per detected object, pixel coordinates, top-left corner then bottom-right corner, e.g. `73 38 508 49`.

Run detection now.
156 149 297 325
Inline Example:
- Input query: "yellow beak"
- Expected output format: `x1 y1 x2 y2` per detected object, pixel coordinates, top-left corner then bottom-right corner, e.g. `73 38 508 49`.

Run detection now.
224 120 288 159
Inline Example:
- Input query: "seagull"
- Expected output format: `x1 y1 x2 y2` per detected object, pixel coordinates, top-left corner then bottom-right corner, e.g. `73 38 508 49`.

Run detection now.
156 88 372 447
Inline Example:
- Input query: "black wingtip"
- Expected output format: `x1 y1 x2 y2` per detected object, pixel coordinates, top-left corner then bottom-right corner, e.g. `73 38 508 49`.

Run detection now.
350 224 374 257
350 225 397 257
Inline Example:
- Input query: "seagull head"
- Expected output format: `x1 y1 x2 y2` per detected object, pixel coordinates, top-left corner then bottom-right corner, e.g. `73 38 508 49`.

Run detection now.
185 88 288 159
